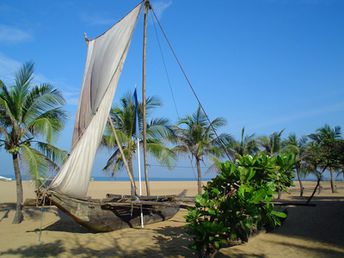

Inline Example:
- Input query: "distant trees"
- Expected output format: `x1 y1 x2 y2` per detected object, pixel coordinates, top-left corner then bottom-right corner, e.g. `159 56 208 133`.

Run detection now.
225 127 258 159
171 113 342 202
282 134 308 197
258 130 284 156
308 125 342 193
239 126 343 201
0 62 67 223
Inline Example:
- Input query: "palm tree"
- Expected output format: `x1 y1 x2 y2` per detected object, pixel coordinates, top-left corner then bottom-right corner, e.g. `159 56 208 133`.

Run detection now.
172 106 229 194
309 124 341 193
282 134 307 197
304 141 328 203
258 130 284 199
226 127 258 159
0 62 67 223
102 92 175 196
333 139 344 179
258 130 284 156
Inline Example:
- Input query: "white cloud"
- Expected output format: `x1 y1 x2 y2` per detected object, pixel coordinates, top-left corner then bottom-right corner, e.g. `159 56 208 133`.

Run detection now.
250 102 344 130
0 52 21 83
0 53 79 106
151 0 172 19
79 13 115 26
62 90 80 106
0 24 32 43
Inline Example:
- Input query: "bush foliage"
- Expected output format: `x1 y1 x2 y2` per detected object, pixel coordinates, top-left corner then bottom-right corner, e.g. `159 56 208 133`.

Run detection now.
186 153 295 257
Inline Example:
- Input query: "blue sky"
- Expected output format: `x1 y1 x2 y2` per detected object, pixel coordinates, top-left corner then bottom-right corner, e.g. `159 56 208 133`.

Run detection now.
0 0 343 179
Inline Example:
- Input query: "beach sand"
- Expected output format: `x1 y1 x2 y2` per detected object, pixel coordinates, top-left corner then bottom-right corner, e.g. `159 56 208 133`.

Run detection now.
0 180 343 257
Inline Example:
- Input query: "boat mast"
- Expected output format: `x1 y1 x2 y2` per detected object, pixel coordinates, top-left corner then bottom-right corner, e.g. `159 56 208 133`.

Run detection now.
108 118 137 196
142 0 151 196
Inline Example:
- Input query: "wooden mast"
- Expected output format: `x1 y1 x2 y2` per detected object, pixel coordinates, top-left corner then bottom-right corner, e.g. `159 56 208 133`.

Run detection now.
108 118 137 196
142 0 151 196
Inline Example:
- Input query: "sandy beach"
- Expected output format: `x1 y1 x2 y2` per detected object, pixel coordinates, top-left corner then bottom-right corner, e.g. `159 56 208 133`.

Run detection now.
0 180 344 257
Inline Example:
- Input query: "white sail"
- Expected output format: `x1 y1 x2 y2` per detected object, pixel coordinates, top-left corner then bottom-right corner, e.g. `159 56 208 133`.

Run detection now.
50 4 142 198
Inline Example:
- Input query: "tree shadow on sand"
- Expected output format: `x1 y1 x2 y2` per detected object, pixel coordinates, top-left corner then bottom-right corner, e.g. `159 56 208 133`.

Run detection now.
217 252 267 258
265 239 344 258
26 208 92 234
290 196 344 201
271 199 344 248
20 198 344 257
0 240 65 257
70 227 195 258
63 225 194 257
0 203 52 222
41 209 92 233
34 208 196 256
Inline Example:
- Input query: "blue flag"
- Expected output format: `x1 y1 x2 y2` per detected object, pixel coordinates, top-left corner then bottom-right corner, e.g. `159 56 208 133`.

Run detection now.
133 89 140 139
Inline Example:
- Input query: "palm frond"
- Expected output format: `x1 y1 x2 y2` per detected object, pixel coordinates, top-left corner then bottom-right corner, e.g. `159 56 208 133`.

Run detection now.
21 144 52 185
103 148 124 175
14 62 34 93
36 141 68 165
27 107 67 142
146 141 176 169
23 84 65 122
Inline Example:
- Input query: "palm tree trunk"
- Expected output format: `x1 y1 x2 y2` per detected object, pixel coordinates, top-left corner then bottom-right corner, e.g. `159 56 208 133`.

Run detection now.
144 172 150 197
277 190 282 200
307 167 326 204
318 181 322 194
329 168 336 193
12 153 24 224
306 176 321 204
296 167 304 197
196 158 202 194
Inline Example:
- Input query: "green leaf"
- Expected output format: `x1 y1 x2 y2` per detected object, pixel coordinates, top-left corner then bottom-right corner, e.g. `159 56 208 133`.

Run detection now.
271 210 287 218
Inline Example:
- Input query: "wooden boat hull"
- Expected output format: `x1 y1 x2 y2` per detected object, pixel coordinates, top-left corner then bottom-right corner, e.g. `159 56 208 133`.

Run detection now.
47 191 179 232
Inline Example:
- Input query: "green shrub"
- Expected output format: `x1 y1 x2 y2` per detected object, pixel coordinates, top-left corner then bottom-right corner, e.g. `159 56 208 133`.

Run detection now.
185 153 295 257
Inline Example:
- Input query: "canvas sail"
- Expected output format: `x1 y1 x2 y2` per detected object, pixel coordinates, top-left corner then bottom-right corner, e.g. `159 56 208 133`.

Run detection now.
49 4 142 198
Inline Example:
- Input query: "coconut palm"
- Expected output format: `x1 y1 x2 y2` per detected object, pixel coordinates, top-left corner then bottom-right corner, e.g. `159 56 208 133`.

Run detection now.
258 130 284 199
282 134 308 197
333 139 344 179
102 92 175 196
303 141 328 203
309 124 341 193
226 127 258 159
258 130 284 156
172 106 229 194
0 62 67 223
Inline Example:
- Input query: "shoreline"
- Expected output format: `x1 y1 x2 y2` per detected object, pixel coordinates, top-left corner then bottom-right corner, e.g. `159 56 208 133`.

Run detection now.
2 177 344 182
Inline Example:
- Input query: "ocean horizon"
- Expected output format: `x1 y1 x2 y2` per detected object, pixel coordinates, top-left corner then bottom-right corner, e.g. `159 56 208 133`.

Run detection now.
1 175 343 182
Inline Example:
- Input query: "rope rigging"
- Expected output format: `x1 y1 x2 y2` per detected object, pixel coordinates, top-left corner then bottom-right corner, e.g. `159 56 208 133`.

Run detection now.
149 4 232 161
149 11 180 119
